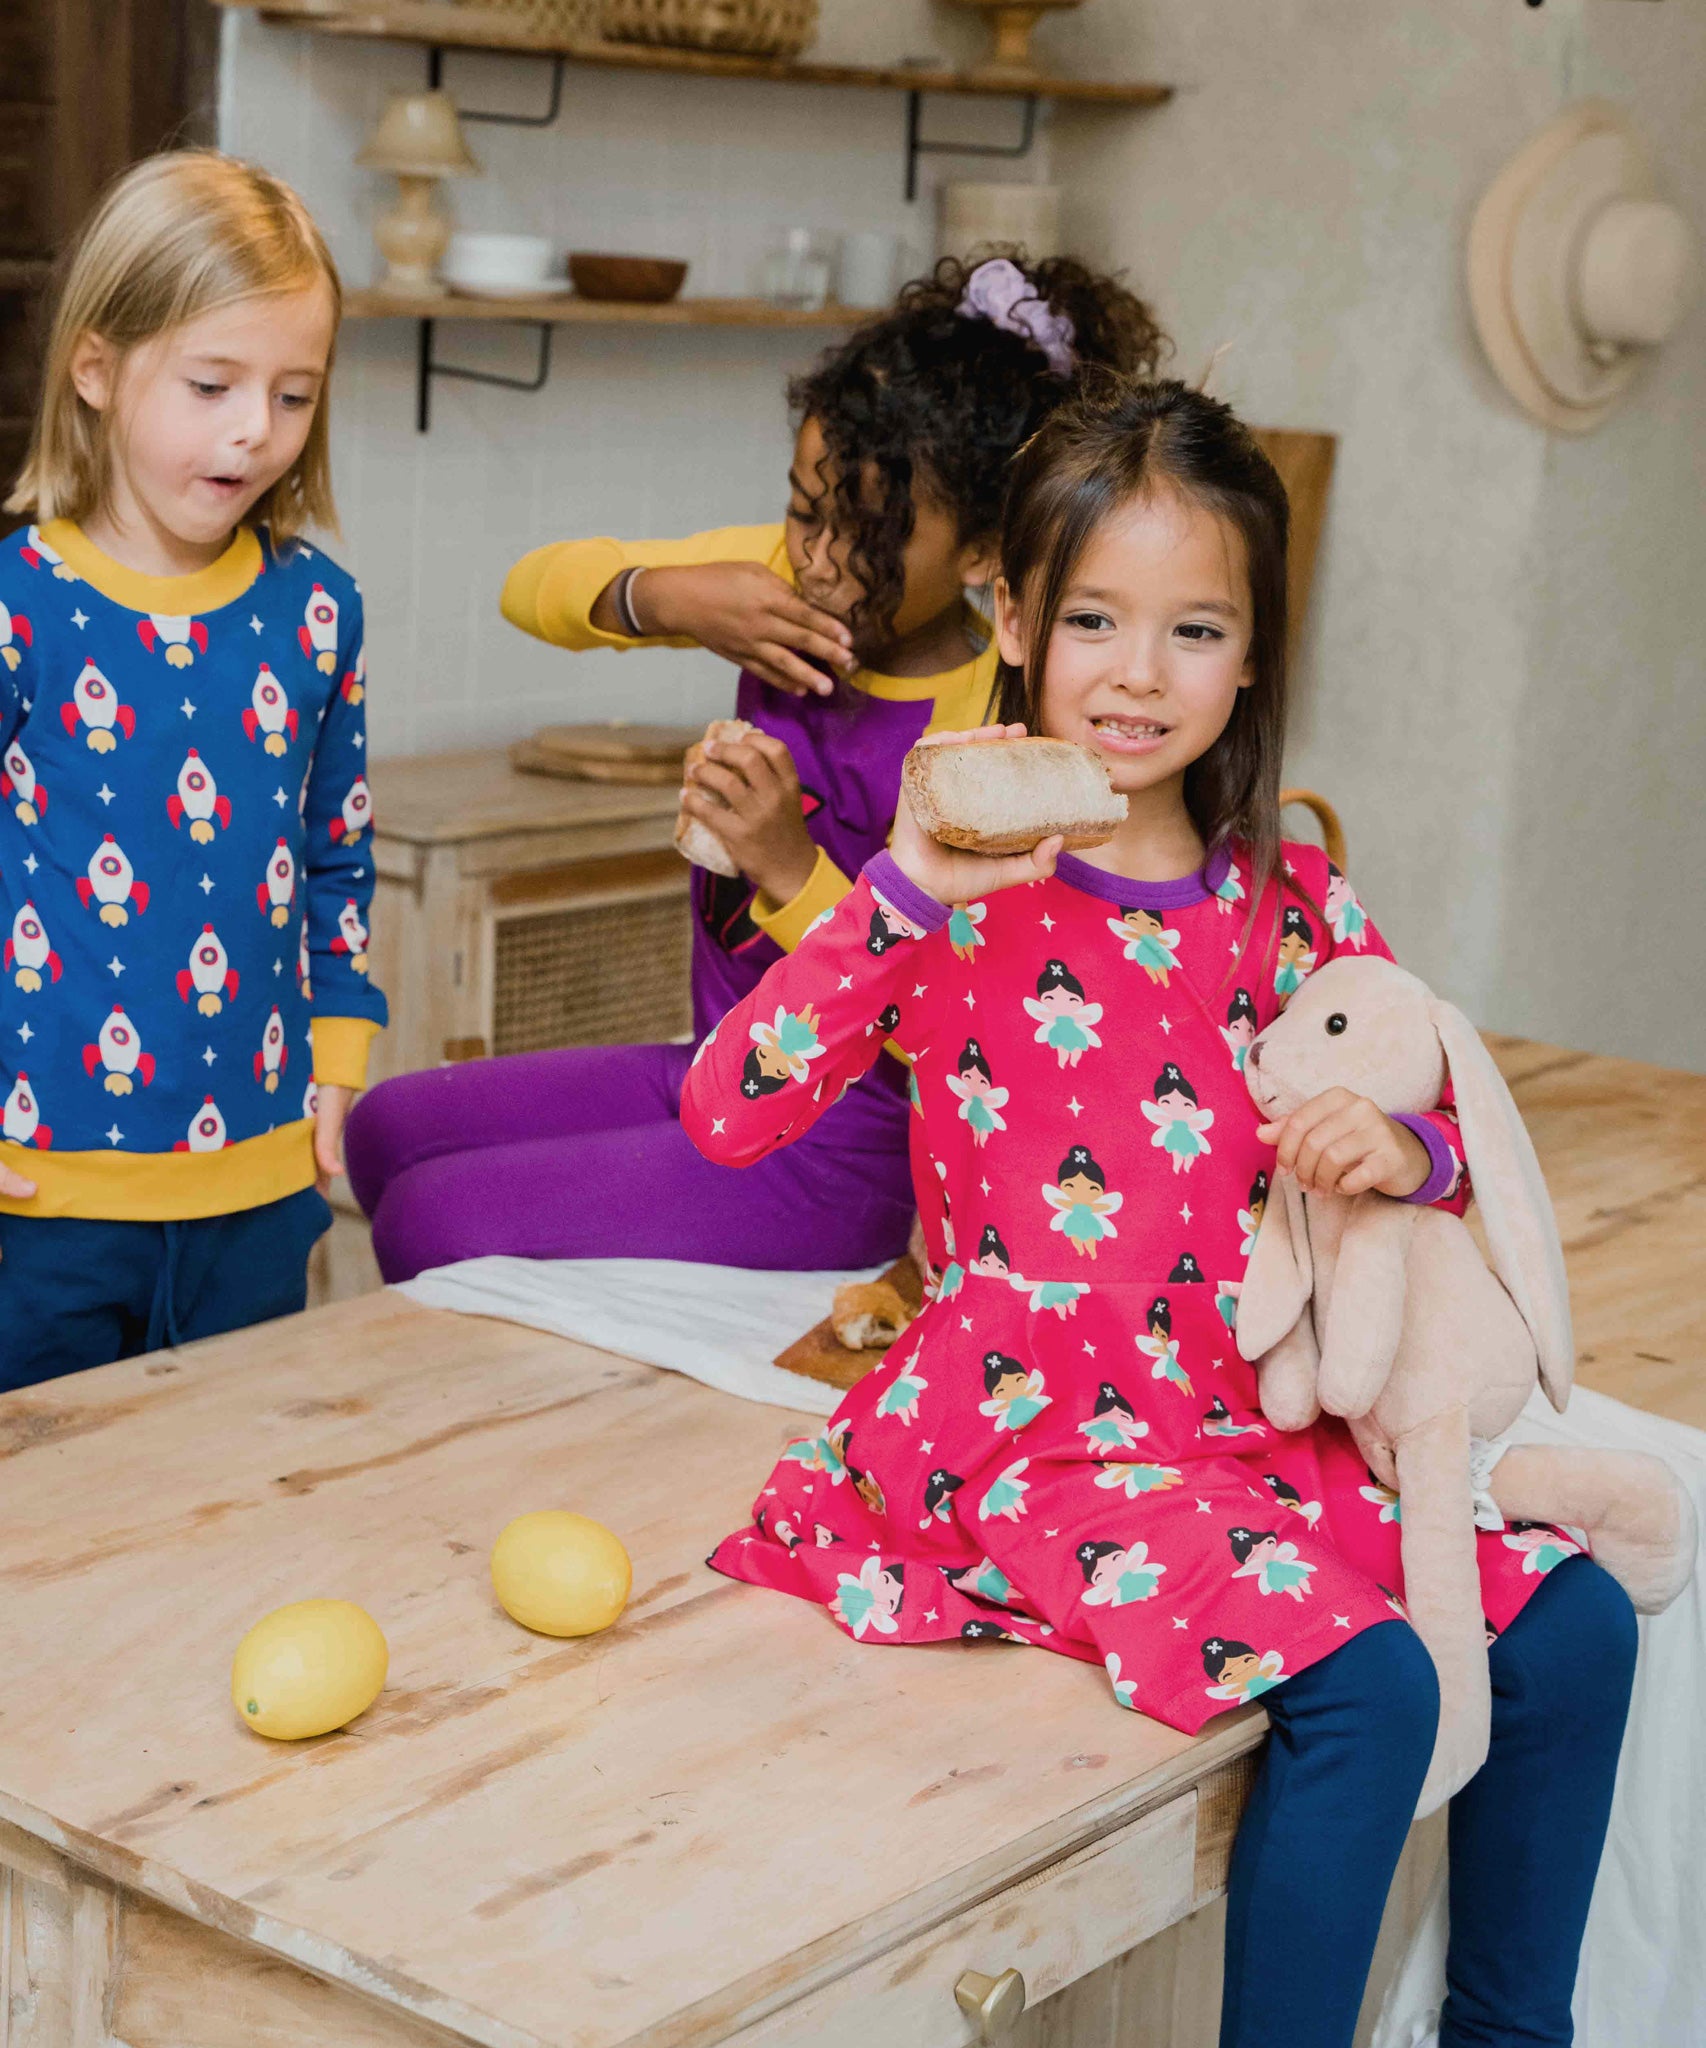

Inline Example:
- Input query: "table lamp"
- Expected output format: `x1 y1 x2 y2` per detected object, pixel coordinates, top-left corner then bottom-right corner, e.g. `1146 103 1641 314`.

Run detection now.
356 91 481 298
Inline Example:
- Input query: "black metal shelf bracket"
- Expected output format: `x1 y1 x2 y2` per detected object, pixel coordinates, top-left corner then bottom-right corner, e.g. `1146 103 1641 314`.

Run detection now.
426 44 567 126
904 89 1040 204
416 317 554 433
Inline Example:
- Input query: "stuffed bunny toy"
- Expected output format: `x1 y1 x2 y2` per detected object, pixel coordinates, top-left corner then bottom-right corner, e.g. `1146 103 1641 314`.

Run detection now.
1236 955 1695 1815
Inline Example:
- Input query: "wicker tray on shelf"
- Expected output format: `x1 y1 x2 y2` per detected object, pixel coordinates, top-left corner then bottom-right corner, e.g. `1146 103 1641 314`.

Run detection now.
455 0 606 37
600 0 818 58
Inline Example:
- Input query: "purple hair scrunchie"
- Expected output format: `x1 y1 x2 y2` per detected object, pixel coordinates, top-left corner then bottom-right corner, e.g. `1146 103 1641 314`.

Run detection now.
955 256 1076 380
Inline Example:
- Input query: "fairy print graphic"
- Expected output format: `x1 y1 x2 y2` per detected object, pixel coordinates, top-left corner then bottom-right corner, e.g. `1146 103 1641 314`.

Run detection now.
1215 859 1246 916
1203 1395 1264 1439
1359 1472 1402 1524
865 1000 901 1040
979 1351 1052 1433
970 1224 1012 1276
757 1508 802 1551
947 1557 1015 1607
1274 905 1318 1001
1078 1381 1150 1456
1023 958 1104 1069
919 1468 965 1529
1238 1170 1269 1258
948 899 987 962
978 1458 1031 1524
932 1259 966 1302
1202 1638 1287 1703
1094 1461 1185 1499
1263 1472 1324 1529
962 1618 1025 1642
743 1003 824 1097
875 1349 928 1425
832 1556 905 1638
1169 1252 1205 1284
1106 905 1181 985
813 1523 843 1547
945 1039 1009 1146
1137 1296 1193 1396
780 1426 849 1484
1105 1652 1139 1709
1220 987 1258 1071
1502 1523 1584 1575
845 1440 887 1516
1228 1527 1317 1601
866 888 924 954
1042 1144 1123 1258
1326 866 1370 950
1141 1062 1214 1174
1010 1274 1090 1317
1078 1538 1167 1608
1214 1279 1241 1330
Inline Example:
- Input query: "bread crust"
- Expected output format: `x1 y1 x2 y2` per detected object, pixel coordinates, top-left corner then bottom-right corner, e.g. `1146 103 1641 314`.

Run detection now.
673 718 759 877
902 737 1126 855
831 1279 914 1352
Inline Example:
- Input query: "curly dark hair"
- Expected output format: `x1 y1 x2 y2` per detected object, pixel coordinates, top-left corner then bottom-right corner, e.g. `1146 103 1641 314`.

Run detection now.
788 250 1167 640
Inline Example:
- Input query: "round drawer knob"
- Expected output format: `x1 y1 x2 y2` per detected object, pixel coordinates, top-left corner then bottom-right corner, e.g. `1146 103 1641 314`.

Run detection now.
955 1966 1027 2040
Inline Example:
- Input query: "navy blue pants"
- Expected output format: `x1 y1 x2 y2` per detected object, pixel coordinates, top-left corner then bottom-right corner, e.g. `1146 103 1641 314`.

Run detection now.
1221 1555 1637 2048
0 1188 332 1388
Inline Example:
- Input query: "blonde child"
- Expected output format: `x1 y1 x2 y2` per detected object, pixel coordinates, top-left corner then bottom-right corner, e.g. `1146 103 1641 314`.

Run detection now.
0 151 385 1382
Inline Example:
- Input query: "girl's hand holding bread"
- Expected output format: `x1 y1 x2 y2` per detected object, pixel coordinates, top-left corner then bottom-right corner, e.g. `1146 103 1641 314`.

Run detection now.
680 722 819 904
598 561 854 699
890 727 1067 905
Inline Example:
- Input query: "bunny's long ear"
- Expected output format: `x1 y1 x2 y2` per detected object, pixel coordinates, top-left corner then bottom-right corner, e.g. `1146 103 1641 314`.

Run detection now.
1428 998 1574 1409
1236 1172 1313 1363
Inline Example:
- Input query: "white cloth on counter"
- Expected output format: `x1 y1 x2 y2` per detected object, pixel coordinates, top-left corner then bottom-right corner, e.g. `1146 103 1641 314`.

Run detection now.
1372 1382 1706 2048
397 1254 881 1417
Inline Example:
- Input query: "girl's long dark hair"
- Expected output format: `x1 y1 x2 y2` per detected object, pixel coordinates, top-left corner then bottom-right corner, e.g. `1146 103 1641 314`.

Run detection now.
993 376 1292 933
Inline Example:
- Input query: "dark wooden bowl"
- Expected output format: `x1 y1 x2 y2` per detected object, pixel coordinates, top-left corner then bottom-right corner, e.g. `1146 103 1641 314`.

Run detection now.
568 254 690 303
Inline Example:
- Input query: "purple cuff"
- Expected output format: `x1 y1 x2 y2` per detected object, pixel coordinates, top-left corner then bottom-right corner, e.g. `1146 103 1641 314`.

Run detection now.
862 853 951 933
1393 1114 1458 1206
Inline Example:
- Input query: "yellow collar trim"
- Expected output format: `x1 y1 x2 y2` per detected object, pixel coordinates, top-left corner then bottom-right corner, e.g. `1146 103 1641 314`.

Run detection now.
40 520 264 617
858 633 999 704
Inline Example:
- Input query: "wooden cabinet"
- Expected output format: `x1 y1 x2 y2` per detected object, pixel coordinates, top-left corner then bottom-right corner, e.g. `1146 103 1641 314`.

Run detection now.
366 749 692 1084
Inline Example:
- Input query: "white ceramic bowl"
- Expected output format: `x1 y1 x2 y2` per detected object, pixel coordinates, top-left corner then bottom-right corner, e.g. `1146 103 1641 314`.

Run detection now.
443 231 556 289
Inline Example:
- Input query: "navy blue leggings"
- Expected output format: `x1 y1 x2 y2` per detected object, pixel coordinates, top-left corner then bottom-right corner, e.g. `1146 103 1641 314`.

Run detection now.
1220 1555 1637 2048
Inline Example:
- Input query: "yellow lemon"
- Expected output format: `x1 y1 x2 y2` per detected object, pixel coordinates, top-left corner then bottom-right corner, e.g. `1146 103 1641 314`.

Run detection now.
231 1599 388 1740
490 1511 631 1637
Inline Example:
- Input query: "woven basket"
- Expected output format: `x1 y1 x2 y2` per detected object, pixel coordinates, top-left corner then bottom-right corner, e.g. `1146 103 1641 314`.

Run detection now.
599 0 818 58
454 0 605 40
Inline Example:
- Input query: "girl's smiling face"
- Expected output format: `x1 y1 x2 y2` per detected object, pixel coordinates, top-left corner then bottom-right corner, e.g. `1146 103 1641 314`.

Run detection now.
997 484 1254 796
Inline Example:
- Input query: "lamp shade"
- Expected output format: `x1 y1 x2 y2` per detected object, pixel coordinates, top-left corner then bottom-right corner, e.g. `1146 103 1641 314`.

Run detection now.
357 91 481 179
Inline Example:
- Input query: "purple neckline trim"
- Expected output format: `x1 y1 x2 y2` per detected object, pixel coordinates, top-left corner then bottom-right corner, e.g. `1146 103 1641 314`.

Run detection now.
1392 1115 1457 1206
1053 840 1233 909
863 852 951 933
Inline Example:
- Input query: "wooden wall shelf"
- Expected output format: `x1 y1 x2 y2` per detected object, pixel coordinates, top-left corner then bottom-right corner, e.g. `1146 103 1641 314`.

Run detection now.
347 289 859 328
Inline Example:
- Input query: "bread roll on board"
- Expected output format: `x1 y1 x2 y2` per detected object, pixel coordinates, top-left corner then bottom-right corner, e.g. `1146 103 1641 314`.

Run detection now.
903 736 1127 855
674 718 758 878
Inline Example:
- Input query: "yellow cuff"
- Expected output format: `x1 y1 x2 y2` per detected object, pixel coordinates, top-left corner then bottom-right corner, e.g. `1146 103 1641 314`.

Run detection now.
311 1016 381 1090
752 849 853 955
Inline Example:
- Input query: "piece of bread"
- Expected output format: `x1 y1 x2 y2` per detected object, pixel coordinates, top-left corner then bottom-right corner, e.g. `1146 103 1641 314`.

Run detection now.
902 736 1127 855
831 1279 914 1352
673 718 758 878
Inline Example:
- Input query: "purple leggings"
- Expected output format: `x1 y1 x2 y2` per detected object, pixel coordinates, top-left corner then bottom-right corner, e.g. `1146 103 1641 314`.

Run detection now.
344 1040 915 1284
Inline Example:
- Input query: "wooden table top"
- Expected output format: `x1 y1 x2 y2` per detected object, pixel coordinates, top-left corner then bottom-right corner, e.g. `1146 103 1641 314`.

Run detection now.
371 750 681 849
0 1036 1695 2048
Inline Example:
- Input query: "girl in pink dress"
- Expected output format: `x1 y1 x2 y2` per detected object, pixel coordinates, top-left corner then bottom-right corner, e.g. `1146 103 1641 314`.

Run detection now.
680 381 1636 2048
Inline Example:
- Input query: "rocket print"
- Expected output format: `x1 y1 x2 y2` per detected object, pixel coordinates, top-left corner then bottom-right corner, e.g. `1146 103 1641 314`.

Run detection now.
242 665 299 755
948 899 986 961
946 1038 1009 1146
0 598 31 669
6 903 61 992
81 1007 154 1096
2 1073 51 1148
1041 1144 1122 1258
77 836 149 926
175 1096 230 1153
302 1078 320 1122
331 899 371 977
297 918 313 999
59 661 134 751
328 776 371 846
20 525 75 577
1106 905 1181 985
254 1006 288 1093
3 737 46 824
299 584 340 673
167 751 231 843
177 925 239 1016
1022 958 1103 1069
1141 1063 1214 1174
137 613 208 667
341 646 366 704
258 839 297 926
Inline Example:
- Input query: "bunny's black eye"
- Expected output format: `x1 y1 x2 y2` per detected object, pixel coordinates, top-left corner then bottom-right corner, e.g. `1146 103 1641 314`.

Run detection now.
1325 1013 1348 1036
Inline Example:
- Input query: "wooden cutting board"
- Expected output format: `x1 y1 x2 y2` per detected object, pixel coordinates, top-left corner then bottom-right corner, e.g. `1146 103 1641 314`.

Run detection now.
774 1255 926 1391
511 722 701 785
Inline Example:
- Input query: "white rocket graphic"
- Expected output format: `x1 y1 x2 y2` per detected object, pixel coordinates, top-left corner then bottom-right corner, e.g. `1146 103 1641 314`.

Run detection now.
254 1005 288 1093
5 902 61 992
242 665 298 756
258 838 296 926
302 1077 321 1122
59 660 135 752
2 738 45 825
82 1006 155 1096
20 525 74 579
341 644 365 704
77 835 150 926
297 919 312 999
330 899 370 974
177 925 240 1016
167 750 231 843
137 613 207 668
0 598 32 671
177 1096 229 1154
328 775 371 846
299 584 339 672
3 1073 50 1148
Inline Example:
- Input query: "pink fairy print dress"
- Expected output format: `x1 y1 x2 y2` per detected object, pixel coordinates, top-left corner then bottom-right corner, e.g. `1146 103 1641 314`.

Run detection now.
683 841 1575 1733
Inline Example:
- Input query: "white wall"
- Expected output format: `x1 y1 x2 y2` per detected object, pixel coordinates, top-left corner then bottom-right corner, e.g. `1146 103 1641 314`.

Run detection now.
220 2 1705 1068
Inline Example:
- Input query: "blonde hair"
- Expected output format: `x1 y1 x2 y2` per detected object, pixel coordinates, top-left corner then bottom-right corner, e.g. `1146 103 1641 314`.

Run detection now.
6 149 342 544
